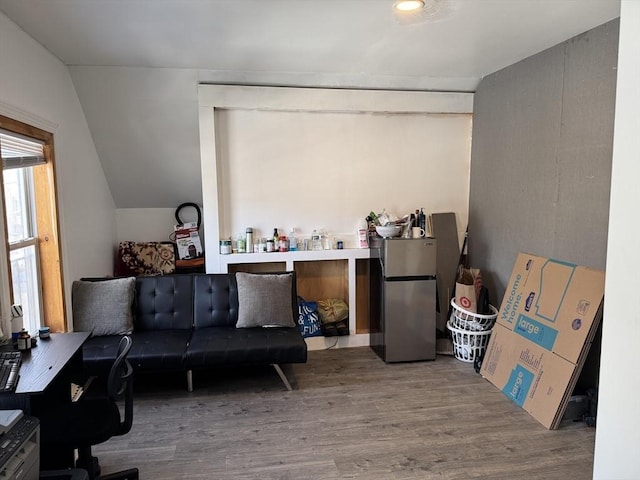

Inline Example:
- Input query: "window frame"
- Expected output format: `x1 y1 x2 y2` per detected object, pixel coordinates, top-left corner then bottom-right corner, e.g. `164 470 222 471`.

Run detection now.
0 115 66 335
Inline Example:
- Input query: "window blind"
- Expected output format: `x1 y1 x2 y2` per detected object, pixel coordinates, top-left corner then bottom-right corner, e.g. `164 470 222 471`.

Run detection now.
0 130 46 169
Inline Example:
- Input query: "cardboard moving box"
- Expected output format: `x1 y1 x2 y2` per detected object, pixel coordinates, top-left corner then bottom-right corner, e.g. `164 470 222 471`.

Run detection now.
480 253 605 429
481 323 578 429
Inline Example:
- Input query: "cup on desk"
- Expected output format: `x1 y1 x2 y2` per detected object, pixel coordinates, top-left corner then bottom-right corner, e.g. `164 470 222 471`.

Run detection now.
412 227 425 238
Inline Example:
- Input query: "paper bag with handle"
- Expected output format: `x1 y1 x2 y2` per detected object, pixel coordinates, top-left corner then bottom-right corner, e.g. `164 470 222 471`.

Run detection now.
454 266 483 313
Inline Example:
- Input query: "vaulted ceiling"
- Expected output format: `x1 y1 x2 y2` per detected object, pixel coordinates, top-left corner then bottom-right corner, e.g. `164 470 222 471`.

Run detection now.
0 0 621 208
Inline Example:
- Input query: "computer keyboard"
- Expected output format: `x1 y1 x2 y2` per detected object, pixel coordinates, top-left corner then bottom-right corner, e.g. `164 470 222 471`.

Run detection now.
0 351 21 392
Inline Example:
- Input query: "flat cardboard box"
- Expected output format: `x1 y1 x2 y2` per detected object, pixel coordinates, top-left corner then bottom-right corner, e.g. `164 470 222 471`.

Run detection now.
481 252 605 429
496 253 604 364
481 323 576 429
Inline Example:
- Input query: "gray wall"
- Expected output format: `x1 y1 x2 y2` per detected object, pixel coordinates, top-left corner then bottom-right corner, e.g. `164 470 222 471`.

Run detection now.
468 19 619 306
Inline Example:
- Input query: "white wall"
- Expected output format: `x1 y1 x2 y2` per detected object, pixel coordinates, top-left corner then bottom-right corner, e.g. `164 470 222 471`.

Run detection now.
199 85 473 272
0 12 117 332
217 109 470 241
116 208 178 243
594 2 640 478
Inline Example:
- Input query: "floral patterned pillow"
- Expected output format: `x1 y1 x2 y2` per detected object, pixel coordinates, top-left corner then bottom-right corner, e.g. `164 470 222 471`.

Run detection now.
115 241 175 276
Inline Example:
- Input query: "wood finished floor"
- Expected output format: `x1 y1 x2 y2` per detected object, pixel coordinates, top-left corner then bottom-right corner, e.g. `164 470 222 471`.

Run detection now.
94 347 595 479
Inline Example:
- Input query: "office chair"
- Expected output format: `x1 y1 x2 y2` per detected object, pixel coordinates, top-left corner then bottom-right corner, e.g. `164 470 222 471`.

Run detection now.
39 336 139 480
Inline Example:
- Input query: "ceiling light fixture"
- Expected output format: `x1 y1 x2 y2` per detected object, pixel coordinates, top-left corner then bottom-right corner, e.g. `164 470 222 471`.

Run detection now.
394 0 425 12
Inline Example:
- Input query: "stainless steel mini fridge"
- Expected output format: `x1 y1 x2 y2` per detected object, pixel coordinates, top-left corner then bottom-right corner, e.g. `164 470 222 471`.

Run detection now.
369 237 437 362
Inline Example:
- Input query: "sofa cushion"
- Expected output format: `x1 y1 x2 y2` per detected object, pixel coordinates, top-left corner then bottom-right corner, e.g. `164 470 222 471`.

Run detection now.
235 272 296 328
83 330 192 375
82 335 124 377
193 274 237 328
126 330 192 371
135 275 194 331
186 326 307 368
72 277 135 336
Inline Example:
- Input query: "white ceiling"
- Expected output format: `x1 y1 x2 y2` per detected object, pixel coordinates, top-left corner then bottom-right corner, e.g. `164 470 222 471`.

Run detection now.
0 0 621 208
0 0 622 87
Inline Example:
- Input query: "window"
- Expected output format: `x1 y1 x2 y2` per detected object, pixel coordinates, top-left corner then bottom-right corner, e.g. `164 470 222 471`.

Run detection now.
2 133 45 335
0 116 65 334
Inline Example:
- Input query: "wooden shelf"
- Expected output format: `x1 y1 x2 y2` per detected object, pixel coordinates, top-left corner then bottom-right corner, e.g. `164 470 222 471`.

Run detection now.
219 248 370 267
219 248 372 348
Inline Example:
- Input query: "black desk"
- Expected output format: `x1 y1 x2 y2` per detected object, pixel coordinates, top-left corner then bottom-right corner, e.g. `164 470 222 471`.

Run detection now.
1 332 90 471
1 332 89 410
14 332 90 397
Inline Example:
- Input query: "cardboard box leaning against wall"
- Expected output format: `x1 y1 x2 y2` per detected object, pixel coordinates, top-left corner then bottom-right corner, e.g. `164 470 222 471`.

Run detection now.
480 252 605 429
495 253 605 364
480 323 576 429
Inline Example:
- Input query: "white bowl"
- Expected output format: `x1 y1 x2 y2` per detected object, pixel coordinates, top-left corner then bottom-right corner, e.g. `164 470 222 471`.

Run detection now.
375 225 402 238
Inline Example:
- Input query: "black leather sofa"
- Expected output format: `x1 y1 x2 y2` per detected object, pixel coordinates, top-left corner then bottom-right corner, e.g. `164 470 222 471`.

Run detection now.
80 272 307 391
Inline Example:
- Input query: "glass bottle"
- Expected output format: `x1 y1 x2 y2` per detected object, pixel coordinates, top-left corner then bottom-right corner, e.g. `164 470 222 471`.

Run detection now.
237 234 246 253
17 328 30 351
278 235 289 252
311 230 322 251
289 228 297 251
418 208 426 232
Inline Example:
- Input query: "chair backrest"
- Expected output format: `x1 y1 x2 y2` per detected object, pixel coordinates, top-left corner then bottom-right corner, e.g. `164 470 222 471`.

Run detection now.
108 335 134 436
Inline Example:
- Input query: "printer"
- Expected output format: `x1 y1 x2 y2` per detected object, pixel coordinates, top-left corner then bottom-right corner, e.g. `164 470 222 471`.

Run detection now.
0 410 39 480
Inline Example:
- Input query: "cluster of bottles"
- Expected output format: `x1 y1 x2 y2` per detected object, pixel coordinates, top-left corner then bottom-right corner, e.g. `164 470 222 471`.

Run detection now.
221 227 342 254
410 208 427 232
221 227 298 254
258 227 297 253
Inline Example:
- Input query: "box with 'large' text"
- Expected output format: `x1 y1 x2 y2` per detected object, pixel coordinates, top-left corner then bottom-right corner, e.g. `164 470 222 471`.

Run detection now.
481 253 605 429
495 253 604 364
481 323 577 428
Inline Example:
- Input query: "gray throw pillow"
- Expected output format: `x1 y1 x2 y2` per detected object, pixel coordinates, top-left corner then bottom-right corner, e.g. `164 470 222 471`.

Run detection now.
72 277 135 336
236 272 296 328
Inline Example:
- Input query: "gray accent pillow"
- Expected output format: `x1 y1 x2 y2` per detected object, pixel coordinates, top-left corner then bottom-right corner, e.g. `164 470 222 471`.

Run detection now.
236 272 296 328
72 277 135 336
